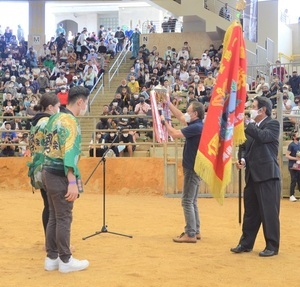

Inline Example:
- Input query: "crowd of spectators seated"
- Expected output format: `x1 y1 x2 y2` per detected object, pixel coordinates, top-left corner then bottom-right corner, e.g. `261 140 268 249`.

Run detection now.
1 23 300 157
0 24 132 157
90 40 224 157
250 63 300 134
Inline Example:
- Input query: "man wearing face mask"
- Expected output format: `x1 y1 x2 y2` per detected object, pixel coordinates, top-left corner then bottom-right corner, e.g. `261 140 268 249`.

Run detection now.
163 46 172 60
231 96 281 257
127 67 138 81
57 87 69 107
37 72 50 94
272 60 287 83
290 97 300 124
203 71 216 89
128 75 140 94
200 53 211 75
42 86 90 273
134 95 150 128
164 69 175 86
286 133 300 202
119 130 135 157
161 98 205 243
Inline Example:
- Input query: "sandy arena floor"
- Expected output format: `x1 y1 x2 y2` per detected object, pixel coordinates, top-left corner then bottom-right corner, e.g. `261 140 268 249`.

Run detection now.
1 158 300 287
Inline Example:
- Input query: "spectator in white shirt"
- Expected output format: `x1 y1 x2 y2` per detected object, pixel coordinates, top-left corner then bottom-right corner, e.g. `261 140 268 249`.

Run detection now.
177 47 189 61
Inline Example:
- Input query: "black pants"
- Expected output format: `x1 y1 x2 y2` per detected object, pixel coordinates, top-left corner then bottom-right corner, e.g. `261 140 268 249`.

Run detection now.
289 169 300 196
239 176 281 252
40 188 49 236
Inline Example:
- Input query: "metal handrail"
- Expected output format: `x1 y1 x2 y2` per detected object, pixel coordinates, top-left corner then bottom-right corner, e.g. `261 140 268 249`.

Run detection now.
89 73 104 107
108 43 132 90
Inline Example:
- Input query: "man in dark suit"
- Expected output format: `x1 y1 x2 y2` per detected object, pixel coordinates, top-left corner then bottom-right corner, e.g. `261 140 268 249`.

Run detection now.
231 96 281 257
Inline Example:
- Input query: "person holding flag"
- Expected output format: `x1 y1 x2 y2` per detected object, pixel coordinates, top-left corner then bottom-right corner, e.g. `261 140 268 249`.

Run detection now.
231 96 281 257
161 98 205 243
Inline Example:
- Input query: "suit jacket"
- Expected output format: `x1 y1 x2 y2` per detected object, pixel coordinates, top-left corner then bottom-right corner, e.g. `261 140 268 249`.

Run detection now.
239 117 280 183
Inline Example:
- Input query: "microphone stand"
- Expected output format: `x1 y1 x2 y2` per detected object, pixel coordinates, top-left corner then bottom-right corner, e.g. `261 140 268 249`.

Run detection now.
83 129 133 240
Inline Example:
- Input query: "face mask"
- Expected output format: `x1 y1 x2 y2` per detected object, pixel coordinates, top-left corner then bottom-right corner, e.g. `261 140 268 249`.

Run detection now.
5 74 9 78
122 133 128 137
140 99 145 103
194 79 199 83
191 72 195 76
113 102 118 107
40 75 44 78
56 107 60 114
131 80 135 83
45 89 50 93
130 70 134 73
184 113 191 123
79 104 88 116
250 109 260 120
110 133 115 137
176 66 180 69
61 89 66 93
134 95 138 99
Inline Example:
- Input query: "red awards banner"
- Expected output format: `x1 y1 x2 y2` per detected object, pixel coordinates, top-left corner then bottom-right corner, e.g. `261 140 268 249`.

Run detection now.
194 21 247 204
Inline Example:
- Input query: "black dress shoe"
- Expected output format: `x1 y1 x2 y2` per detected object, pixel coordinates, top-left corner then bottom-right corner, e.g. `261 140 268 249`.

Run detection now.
259 249 278 257
230 244 252 253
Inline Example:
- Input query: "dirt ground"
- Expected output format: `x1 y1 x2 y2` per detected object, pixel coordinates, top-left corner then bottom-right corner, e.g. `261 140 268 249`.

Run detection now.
1 158 300 287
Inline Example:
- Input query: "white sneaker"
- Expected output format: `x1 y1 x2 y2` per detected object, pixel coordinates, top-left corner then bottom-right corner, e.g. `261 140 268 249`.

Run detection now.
289 195 297 202
44 257 59 271
58 256 89 273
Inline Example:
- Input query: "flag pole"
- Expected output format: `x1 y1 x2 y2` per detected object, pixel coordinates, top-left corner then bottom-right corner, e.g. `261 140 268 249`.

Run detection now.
236 0 246 224
238 169 242 224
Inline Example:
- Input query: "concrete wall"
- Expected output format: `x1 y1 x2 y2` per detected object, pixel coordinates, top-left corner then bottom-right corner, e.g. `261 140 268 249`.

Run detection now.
140 32 222 59
290 23 300 56
0 156 291 197
258 1 278 56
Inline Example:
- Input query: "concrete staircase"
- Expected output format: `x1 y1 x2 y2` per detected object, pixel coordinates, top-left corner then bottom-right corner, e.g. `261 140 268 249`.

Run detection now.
79 55 134 154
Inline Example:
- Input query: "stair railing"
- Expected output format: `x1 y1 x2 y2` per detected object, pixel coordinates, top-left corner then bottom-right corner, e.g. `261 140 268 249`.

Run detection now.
108 42 132 90
87 72 104 114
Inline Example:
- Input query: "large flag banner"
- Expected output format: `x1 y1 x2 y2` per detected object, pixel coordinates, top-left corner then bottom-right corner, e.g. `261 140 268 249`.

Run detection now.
194 21 247 204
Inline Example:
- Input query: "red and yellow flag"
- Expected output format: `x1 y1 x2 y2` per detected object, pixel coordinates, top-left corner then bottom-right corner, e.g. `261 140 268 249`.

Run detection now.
194 21 247 204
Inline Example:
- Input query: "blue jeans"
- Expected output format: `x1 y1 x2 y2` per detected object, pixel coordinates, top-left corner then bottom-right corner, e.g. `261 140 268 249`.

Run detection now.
182 168 201 237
